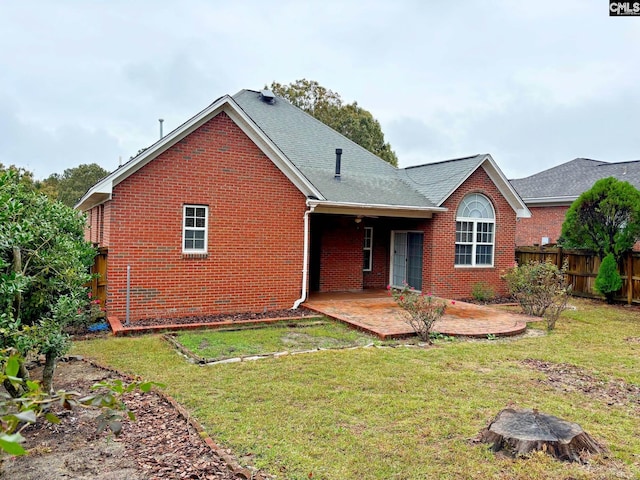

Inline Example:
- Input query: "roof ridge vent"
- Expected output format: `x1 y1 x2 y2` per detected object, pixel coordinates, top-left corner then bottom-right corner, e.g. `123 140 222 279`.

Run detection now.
259 90 276 104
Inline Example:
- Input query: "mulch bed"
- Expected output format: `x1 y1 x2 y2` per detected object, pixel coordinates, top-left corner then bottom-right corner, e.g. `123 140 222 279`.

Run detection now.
131 308 317 328
457 296 516 306
1 358 270 480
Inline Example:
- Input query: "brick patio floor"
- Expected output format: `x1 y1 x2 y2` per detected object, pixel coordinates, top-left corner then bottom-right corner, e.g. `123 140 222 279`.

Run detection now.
304 290 537 339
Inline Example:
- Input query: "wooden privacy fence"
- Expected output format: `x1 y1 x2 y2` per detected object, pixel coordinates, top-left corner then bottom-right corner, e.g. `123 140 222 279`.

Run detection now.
89 247 108 307
515 246 640 304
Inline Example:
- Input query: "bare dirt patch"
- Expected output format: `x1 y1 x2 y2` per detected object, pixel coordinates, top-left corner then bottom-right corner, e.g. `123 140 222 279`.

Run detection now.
0 359 266 480
522 358 640 409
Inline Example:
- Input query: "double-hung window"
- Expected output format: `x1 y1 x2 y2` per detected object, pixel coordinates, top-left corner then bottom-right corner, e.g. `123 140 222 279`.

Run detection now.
455 194 494 267
363 227 373 271
183 205 208 253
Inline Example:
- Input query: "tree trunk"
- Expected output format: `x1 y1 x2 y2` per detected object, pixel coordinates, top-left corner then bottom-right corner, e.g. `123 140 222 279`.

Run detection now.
2 357 30 398
42 352 57 394
479 408 604 463
12 246 22 321
3 378 24 398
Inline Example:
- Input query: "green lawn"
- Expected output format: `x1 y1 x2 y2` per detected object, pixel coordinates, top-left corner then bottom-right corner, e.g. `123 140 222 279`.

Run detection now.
173 320 376 360
72 299 640 479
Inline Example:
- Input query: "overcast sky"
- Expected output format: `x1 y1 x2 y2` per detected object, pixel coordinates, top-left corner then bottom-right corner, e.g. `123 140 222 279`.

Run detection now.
1 0 639 181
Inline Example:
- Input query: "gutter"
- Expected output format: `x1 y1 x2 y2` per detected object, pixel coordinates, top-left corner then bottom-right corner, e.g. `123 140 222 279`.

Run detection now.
292 204 315 309
306 199 446 217
523 196 578 206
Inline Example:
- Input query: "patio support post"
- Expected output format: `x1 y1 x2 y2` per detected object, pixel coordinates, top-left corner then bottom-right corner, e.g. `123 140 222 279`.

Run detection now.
292 205 315 309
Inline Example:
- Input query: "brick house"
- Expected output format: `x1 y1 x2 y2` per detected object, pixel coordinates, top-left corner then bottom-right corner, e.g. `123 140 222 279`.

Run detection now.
511 158 640 247
77 89 530 323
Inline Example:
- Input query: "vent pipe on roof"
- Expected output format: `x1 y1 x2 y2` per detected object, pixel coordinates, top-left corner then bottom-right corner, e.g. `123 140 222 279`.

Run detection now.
335 148 343 180
260 90 276 104
159 118 164 139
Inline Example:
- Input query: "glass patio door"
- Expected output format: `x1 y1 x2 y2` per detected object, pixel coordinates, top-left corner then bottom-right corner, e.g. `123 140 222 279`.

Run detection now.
391 231 423 291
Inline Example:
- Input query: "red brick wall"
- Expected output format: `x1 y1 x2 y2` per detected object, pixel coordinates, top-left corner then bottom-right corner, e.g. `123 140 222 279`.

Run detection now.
105 112 307 321
83 208 93 243
319 217 364 292
516 205 640 250
84 203 108 246
515 205 568 246
102 202 111 247
363 221 389 289
425 167 517 298
362 218 429 290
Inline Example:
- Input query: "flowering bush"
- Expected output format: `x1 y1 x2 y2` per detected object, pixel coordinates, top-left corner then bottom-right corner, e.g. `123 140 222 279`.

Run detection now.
388 284 446 343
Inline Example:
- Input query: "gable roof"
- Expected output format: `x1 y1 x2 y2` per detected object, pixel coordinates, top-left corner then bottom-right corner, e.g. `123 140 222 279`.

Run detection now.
77 89 529 218
232 90 434 210
397 154 530 217
510 158 640 205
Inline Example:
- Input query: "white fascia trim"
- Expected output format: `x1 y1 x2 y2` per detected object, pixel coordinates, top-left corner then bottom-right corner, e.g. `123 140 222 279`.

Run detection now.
76 95 323 211
524 196 577 206
75 180 113 211
75 192 111 211
76 96 235 211
436 154 531 219
480 156 531 218
307 199 446 218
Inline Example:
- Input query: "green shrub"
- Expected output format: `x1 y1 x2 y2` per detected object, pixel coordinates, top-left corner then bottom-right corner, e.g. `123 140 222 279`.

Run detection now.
502 261 571 330
595 253 622 304
471 282 496 302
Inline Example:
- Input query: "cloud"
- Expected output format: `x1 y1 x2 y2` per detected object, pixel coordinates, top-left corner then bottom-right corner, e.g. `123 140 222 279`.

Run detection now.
448 91 640 179
124 52 230 105
1 0 639 183
0 98 122 179
385 83 640 180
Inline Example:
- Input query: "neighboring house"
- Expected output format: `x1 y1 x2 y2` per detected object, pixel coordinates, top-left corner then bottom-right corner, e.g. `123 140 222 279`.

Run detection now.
77 89 530 323
511 158 640 246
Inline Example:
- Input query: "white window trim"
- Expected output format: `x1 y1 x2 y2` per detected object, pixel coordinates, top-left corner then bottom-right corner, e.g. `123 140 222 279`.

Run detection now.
363 227 373 272
455 194 495 268
182 204 209 254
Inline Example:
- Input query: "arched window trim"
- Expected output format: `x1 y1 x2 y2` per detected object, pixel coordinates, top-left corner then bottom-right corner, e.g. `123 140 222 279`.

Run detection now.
455 193 495 267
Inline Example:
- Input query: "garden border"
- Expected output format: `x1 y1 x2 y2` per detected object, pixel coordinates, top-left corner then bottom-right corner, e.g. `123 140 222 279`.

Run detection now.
107 314 324 336
64 355 271 480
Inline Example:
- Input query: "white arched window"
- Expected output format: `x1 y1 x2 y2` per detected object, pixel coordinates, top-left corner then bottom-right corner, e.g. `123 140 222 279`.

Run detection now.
455 193 495 266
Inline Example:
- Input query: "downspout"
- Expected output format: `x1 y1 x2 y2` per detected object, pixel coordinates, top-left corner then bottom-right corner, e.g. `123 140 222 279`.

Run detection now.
292 204 315 309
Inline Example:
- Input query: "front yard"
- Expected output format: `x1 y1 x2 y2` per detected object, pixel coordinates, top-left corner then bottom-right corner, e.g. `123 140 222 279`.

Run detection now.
72 299 640 479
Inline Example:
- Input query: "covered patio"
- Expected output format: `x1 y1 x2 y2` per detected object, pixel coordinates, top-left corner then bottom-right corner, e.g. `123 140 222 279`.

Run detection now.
304 290 533 339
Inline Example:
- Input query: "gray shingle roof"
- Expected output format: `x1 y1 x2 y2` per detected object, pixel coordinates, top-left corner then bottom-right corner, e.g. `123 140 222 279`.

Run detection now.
397 155 486 206
510 158 640 201
233 89 434 207
78 88 528 216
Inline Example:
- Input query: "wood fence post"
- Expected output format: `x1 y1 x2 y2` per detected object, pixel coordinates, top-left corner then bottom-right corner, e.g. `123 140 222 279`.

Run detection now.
628 252 633 305
557 246 563 269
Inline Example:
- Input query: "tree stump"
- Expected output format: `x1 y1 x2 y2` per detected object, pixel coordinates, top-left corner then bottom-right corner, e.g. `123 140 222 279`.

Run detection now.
479 408 604 463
